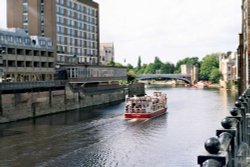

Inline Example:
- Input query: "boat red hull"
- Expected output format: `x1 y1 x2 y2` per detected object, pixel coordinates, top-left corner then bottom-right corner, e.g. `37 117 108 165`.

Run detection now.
124 108 167 119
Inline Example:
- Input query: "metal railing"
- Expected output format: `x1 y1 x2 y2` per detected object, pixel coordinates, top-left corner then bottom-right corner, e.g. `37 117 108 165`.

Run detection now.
0 80 66 90
197 89 250 167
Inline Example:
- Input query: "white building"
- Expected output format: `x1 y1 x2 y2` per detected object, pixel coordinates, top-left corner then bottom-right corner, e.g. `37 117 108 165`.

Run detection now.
99 43 114 65
219 52 238 88
181 64 198 83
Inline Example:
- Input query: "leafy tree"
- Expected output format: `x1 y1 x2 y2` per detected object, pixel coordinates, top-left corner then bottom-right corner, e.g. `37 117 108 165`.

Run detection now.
127 64 134 70
107 60 115 66
154 57 163 70
114 62 123 67
144 63 155 74
127 69 136 83
209 68 222 83
199 54 219 80
136 64 147 74
160 62 175 74
107 61 125 67
175 57 200 73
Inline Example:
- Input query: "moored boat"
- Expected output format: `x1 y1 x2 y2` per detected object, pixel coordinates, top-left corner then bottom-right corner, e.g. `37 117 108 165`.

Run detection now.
124 92 167 119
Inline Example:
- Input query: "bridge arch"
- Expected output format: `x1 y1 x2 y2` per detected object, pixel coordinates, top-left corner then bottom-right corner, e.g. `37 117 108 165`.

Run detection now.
136 74 192 84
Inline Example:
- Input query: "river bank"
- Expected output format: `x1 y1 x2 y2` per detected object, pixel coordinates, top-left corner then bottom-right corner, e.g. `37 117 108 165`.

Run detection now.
0 83 145 124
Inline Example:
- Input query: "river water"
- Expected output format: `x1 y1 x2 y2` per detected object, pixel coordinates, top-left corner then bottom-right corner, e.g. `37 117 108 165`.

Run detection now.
0 86 237 167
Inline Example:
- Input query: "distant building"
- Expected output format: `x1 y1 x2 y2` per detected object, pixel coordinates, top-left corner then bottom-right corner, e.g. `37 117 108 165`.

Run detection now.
181 64 198 84
219 52 238 89
0 28 55 82
99 43 114 65
7 0 99 66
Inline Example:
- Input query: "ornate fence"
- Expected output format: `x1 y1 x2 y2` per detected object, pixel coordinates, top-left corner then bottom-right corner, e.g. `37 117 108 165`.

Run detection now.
197 89 250 166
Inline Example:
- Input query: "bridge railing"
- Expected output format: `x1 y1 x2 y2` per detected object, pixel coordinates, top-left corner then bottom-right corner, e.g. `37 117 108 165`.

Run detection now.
197 88 250 167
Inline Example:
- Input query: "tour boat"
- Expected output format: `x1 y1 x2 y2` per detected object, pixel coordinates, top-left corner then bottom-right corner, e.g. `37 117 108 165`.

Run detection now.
124 92 167 119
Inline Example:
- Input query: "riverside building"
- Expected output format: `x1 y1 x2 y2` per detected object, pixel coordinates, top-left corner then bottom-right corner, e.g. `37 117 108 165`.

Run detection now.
0 28 55 82
7 0 99 66
239 0 249 94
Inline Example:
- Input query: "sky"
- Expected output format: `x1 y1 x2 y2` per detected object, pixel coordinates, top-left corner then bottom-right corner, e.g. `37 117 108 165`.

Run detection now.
0 0 242 66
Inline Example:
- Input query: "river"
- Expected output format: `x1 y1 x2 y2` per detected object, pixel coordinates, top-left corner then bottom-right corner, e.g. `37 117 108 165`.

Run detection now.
0 86 237 167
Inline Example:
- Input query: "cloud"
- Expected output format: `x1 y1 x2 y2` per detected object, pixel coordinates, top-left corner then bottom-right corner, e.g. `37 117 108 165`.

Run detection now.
0 0 6 28
96 0 241 66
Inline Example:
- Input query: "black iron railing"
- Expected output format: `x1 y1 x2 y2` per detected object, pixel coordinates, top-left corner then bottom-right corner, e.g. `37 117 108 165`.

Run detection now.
197 89 250 167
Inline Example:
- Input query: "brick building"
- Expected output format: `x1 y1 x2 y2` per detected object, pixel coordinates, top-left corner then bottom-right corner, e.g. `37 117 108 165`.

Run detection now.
7 0 99 66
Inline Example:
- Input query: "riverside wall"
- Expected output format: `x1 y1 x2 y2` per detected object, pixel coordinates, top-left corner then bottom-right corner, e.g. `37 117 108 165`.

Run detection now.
0 83 145 123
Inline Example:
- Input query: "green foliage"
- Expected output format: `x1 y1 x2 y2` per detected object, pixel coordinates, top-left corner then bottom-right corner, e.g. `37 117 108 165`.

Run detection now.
107 60 125 67
175 57 200 73
114 62 123 67
124 53 223 84
209 68 222 83
127 64 134 70
199 54 219 80
136 57 175 74
127 69 136 83
107 60 115 66
144 63 155 74
160 62 175 74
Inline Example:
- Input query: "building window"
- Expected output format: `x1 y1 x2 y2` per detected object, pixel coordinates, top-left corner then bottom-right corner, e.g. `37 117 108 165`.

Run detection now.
7 36 14 43
41 14 44 23
23 4 28 13
67 10 70 17
24 38 31 45
16 37 23 44
40 4 44 13
23 15 28 23
0 35 5 42
67 0 70 7
39 40 46 46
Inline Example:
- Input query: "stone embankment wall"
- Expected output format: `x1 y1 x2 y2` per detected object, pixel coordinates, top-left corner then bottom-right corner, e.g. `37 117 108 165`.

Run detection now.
0 83 145 123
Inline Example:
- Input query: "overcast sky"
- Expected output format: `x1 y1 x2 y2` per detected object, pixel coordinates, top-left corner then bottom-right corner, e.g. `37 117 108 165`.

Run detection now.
0 0 241 66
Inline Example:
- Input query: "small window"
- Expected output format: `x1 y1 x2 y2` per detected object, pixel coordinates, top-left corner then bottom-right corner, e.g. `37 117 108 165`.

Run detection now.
24 37 31 45
47 41 52 47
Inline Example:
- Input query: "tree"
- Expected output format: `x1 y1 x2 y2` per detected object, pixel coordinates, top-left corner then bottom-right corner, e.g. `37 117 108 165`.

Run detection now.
127 64 134 70
154 57 163 70
144 63 155 74
137 56 142 70
160 62 175 74
209 68 222 83
199 54 219 80
175 57 200 73
127 69 136 83
107 60 115 66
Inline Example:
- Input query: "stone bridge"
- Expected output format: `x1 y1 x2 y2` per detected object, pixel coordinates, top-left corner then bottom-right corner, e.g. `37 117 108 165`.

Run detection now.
136 74 192 84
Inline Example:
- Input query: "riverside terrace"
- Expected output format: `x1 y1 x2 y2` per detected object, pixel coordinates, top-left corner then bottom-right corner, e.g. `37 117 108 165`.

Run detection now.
0 65 127 94
197 88 250 167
